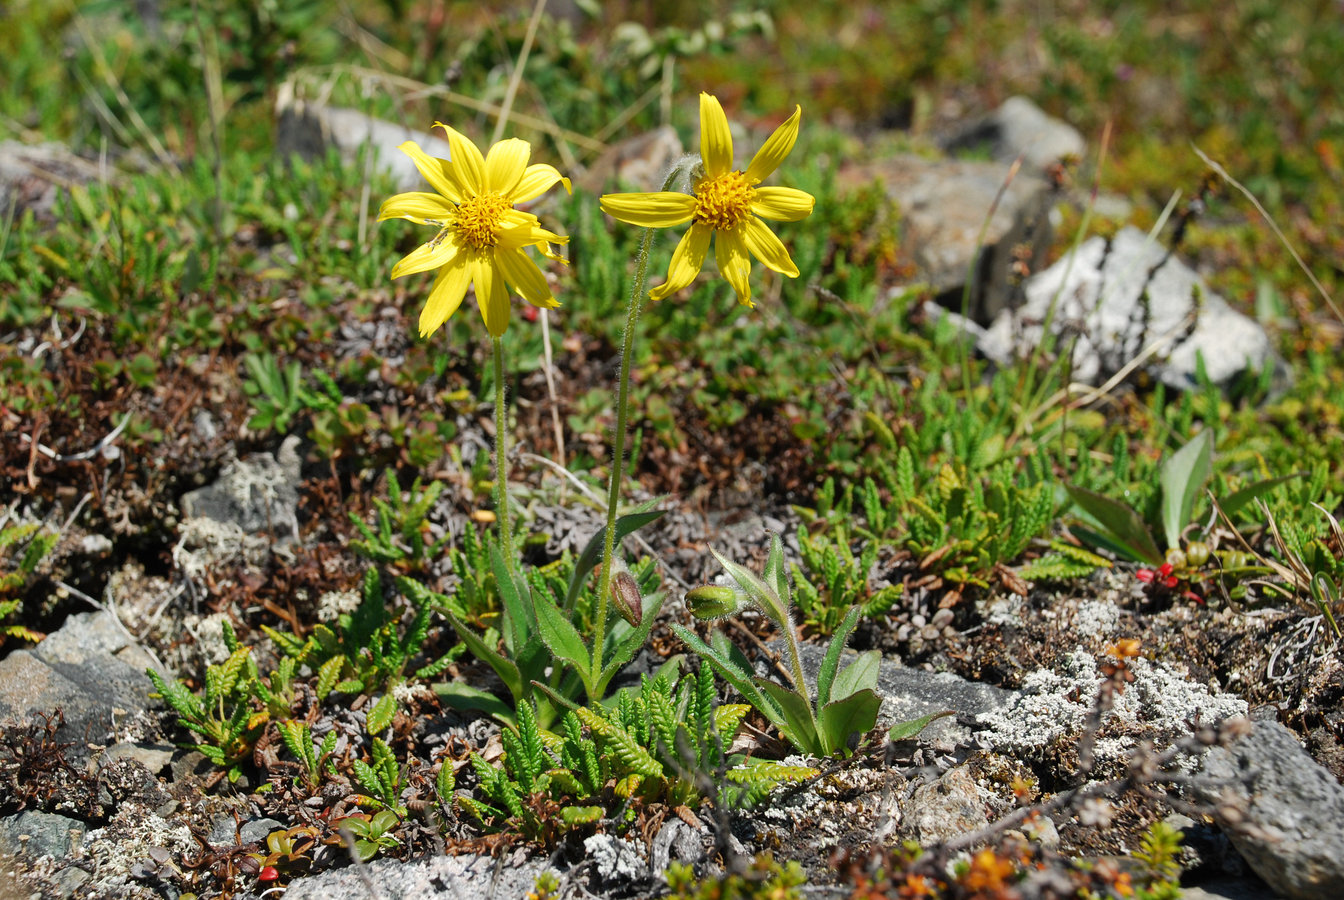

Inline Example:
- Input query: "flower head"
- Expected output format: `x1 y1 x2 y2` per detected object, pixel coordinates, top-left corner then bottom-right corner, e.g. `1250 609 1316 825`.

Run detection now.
600 93 815 306
379 124 571 338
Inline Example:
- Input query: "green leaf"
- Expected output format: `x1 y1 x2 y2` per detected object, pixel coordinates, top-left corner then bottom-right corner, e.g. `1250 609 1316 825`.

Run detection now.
1065 484 1164 565
560 805 603 825
816 688 882 756
565 503 666 611
761 533 790 606
709 547 788 627
442 608 524 703
1220 472 1302 520
830 649 880 700
432 682 516 724
491 543 533 656
366 692 396 734
1160 430 1214 551
670 625 782 730
533 591 591 684
756 680 819 754
886 709 955 742
817 605 863 706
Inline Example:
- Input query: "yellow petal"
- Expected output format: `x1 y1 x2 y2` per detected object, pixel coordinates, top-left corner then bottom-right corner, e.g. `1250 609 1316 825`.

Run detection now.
745 105 801 184
742 216 799 278
599 192 696 227
513 163 572 203
434 122 486 196
715 227 753 307
497 216 567 252
472 256 511 338
751 186 815 223
699 93 734 177
391 234 459 279
378 191 455 224
485 138 529 196
649 223 712 302
398 142 464 204
495 247 560 309
419 255 471 337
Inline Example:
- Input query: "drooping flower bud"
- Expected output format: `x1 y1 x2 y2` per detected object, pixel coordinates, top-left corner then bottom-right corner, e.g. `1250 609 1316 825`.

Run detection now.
610 566 644 627
685 584 745 620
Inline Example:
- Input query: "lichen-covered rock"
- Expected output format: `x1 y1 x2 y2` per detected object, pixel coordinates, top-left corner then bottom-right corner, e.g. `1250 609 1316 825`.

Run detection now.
979 226 1282 391
977 648 1247 768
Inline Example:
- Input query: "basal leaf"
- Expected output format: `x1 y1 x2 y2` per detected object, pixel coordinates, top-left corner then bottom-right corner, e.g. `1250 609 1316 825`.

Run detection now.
816 688 882 756
817 605 862 706
756 680 819 755
1160 430 1214 551
1065 484 1164 565
830 649 880 700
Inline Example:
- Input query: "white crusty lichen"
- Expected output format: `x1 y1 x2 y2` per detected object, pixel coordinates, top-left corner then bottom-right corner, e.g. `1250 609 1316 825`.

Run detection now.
977 648 1247 767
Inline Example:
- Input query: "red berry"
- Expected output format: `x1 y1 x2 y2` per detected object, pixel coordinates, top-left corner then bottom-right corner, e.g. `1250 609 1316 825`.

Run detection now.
1136 569 1155 584
259 866 280 882
1158 563 1174 578
1163 576 1179 589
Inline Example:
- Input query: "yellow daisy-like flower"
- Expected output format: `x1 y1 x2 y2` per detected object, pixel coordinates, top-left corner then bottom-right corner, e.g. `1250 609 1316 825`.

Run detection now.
599 93 815 306
379 124 571 338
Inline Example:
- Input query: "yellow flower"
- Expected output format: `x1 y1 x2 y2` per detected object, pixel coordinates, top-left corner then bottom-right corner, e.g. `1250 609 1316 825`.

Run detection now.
599 93 815 306
379 124 571 338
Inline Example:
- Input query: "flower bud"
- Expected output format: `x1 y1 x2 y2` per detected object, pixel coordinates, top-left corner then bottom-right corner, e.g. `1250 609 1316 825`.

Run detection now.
611 568 643 627
685 585 745 620
1185 540 1211 567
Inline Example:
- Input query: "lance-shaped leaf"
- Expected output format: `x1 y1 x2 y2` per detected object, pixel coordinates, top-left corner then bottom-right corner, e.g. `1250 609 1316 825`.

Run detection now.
1066 484 1164 565
534 590 592 686
757 681 819 755
1160 430 1214 551
817 605 863 706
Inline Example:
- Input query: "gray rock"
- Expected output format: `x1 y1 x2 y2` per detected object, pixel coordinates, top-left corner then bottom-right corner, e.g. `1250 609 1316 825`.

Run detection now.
0 810 85 859
275 83 455 192
586 832 648 884
842 154 1055 321
92 742 176 778
0 141 102 224
944 95 1086 172
648 819 707 875
0 612 155 766
1195 721 1344 900
179 436 302 540
1183 878 1283 900
282 851 551 899
787 641 1010 749
905 766 989 843
207 815 284 847
978 226 1281 391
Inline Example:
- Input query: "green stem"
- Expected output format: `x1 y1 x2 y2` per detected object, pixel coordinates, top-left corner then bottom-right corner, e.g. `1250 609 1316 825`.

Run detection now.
591 224 656 689
492 337 514 561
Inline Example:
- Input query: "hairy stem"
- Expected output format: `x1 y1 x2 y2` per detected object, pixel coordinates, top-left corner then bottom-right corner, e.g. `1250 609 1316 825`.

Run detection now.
492 336 513 561
591 225 655 688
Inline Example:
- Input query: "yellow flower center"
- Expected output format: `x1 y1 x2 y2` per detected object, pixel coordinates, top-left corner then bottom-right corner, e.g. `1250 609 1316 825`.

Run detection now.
693 170 754 231
451 192 511 251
